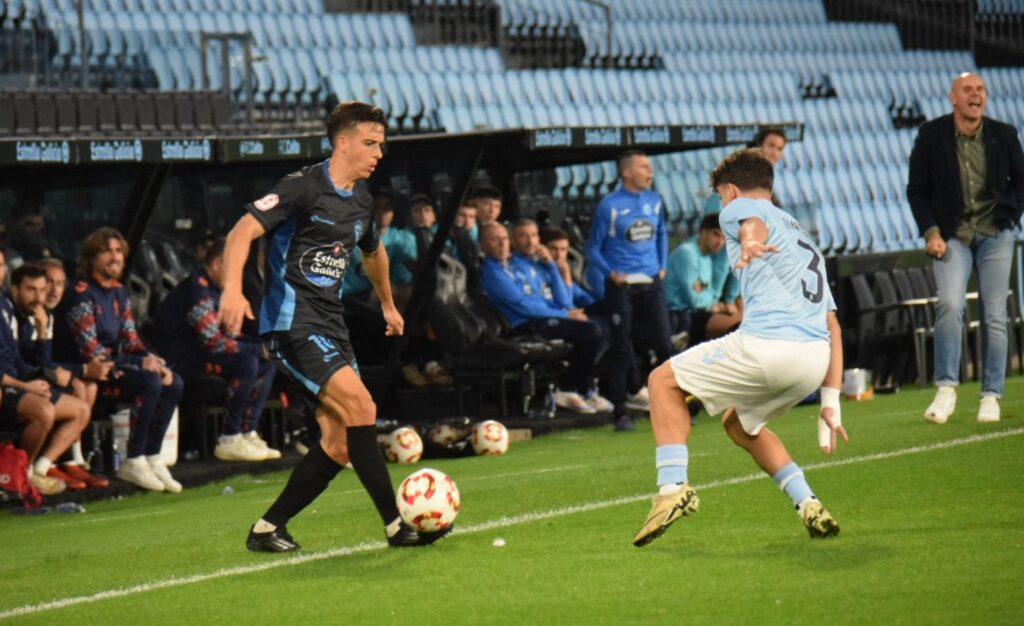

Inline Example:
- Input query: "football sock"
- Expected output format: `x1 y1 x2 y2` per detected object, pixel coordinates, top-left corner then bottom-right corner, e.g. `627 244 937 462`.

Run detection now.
772 462 814 509
655 444 688 490
253 519 276 533
262 442 343 528
385 517 403 537
70 441 86 466
346 425 402 526
33 457 53 476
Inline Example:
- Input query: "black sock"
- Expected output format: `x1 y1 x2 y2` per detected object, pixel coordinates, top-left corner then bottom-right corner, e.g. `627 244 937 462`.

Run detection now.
346 425 401 525
262 442 343 528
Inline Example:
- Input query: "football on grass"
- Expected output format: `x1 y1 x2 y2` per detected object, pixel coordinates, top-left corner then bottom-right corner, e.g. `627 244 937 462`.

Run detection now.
471 420 509 456
385 427 423 464
397 468 461 532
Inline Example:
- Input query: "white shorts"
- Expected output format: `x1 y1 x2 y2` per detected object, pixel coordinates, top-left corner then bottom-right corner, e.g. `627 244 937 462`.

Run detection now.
669 332 830 435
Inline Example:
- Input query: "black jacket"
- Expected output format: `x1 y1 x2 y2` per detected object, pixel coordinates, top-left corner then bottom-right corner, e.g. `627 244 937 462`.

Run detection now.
907 113 1024 239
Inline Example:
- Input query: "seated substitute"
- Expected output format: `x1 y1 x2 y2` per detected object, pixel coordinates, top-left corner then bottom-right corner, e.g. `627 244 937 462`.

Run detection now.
9 262 108 489
153 238 280 462
54 228 184 493
664 213 743 347
633 149 846 547
480 222 609 414
0 252 92 496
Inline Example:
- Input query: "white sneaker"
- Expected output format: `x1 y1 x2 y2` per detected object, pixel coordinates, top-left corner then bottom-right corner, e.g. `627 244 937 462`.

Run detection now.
147 456 183 493
977 396 1000 423
625 387 651 412
244 431 282 460
585 392 614 413
117 457 165 491
924 386 957 424
554 390 597 414
215 434 268 462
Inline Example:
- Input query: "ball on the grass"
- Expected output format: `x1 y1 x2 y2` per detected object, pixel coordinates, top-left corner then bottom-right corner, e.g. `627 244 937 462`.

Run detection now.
396 468 460 532
385 427 423 464
471 420 509 456
426 423 462 446
492 537 506 547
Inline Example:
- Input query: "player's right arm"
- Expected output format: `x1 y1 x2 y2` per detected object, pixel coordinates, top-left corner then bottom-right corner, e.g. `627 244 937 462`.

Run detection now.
220 213 265 336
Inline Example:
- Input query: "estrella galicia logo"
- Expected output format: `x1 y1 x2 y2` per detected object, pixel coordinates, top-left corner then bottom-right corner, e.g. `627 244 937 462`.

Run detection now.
300 241 348 288
626 220 655 242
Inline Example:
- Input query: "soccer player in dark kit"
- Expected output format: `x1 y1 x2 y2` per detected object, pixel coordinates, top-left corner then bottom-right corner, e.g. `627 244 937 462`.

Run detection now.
220 101 450 552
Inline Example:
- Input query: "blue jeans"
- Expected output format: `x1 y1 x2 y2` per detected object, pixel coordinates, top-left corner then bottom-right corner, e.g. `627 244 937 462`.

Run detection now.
933 229 1014 397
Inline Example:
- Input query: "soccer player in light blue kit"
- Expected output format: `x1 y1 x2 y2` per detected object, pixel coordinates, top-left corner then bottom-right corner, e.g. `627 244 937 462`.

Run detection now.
634 149 848 546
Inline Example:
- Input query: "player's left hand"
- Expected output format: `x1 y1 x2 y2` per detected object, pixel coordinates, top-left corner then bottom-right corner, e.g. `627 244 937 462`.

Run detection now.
736 240 780 269
818 386 848 454
382 305 404 336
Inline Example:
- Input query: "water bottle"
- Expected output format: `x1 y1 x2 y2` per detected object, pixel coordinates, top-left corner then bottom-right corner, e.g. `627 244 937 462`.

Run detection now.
545 383 557 419
111 439 121 472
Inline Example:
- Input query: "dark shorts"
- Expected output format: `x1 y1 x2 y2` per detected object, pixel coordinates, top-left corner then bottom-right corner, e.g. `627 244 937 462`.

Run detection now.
265 331 358 399
0 385 64 428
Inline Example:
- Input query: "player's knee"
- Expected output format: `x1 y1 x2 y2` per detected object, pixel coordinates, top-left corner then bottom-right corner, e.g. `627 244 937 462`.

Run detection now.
347 395 376 425
647 362 674 394
31 402 56 429
936 293 965 316
320 439 350 465
140 371 163 395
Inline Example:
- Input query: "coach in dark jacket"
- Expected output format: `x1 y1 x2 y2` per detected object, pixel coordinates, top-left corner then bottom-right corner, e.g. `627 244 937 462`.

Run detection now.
907 72 1024 425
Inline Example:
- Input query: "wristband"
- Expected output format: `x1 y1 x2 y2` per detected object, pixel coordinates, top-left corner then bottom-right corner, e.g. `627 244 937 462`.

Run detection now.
819 387 841 448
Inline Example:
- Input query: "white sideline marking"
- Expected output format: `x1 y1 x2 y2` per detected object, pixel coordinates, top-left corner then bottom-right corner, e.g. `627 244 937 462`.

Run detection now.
2 427 1021 620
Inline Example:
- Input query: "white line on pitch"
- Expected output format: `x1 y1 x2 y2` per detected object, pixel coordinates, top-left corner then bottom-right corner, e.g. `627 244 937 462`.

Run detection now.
2 426 1020 621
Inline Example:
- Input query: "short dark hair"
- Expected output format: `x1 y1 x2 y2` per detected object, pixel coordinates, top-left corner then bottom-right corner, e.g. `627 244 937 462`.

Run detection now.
409 193 433 211
699 213 721 232
541 227 570 245
710 148 775 192
469 185 501 201
78 227 129 278
11 263 46 286
203 237 226 266
38 257 64 272
617 149 646 175
511 218 536 232
751 128 787 149
326 101 387 147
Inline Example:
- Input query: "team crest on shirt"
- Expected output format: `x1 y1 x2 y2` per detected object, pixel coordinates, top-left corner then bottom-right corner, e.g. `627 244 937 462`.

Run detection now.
300 241 348 288
254 193 280 211
626 220 655 242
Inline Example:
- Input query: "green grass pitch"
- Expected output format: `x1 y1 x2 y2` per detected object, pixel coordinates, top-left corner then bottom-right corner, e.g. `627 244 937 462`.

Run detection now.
1 378 1022 625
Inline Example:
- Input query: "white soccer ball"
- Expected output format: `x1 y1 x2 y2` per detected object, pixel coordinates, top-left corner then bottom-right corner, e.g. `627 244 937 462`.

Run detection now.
385 427 423 464
471 420 509 456
426 423 462 447
397 468 461 532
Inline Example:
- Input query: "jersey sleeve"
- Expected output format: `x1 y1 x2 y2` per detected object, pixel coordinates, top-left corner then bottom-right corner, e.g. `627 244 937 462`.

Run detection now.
244 173 315 233
357 218 380 254
718 198 773 241
585 198 614 277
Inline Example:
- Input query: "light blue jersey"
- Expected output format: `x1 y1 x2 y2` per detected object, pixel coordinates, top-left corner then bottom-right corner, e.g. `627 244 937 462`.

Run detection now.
719 198 835 342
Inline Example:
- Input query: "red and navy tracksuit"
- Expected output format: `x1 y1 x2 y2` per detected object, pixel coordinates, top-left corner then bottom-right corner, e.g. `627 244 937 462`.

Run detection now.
54 276 183 458
153 268 275 436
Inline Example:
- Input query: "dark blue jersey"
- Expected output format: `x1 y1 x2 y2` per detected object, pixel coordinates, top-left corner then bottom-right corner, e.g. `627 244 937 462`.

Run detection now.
244 160 380 336
0 296 36 381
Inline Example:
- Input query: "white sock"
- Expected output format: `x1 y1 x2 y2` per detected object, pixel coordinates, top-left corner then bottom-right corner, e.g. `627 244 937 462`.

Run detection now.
659 483 684 495
34 457 53 476
71 441 86 465
385 517 403 537
253 519 276 533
